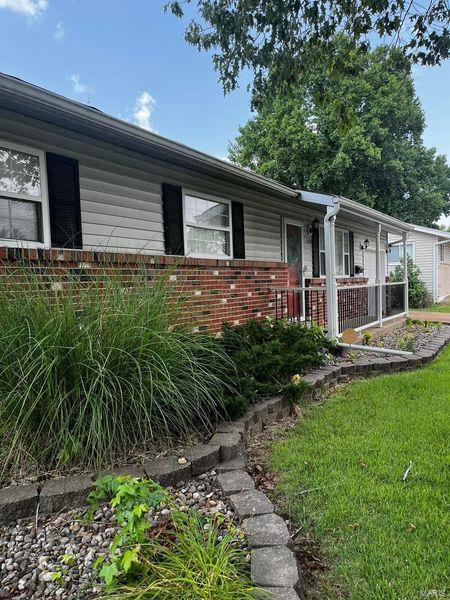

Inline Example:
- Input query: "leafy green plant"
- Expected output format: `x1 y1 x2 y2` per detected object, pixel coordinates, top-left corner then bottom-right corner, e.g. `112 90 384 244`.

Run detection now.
86 476 254 599
220 318 336 416
104 510 255 600
362 331 372 346
397 334 415 353
391 257 433 309
0 260 233 480
87 476 170 589
283 379 310 405
346 350 359 362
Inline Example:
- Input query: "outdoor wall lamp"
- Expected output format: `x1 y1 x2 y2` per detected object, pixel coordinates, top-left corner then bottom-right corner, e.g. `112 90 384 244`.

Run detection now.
308 217 320 236
360 238 370 250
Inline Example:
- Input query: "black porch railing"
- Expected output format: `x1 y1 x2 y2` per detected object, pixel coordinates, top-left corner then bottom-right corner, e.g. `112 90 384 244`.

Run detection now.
274 287 327 325
274 281 407 333
337 284 379 332
383 282 406 318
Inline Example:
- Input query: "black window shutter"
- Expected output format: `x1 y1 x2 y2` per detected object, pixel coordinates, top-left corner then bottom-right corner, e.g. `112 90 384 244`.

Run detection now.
162 183 184 255
349 231 355 276
231 201 245 259
46 153 82 249
312 228 320 277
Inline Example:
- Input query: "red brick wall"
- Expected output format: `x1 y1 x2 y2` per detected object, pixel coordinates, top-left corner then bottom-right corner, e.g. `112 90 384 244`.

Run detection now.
0 247 289 333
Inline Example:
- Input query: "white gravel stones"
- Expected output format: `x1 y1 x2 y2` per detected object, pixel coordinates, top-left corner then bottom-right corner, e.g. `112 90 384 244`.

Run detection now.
0 471 233 599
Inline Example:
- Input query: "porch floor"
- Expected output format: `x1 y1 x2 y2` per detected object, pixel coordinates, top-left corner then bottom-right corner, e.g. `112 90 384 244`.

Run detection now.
410 310 450 323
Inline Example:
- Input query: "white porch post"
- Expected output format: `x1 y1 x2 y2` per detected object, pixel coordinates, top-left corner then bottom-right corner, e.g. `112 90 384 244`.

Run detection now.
375 224 383 327
403 232 409 315
324 205 338 338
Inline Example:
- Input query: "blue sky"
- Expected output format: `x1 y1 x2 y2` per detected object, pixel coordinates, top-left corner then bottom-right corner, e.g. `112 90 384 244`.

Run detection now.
0 0 449 221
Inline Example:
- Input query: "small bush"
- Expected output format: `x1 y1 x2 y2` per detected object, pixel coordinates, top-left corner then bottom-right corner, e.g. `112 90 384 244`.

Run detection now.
391 256 433 308
220 318 336 415
362 331 372 346
0 261 232 480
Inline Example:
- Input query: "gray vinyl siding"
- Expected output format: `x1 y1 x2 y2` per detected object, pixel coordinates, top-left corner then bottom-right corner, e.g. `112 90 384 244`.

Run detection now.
388 230 444 295
1 108 288 259
0 107 390 276
443 242 450 263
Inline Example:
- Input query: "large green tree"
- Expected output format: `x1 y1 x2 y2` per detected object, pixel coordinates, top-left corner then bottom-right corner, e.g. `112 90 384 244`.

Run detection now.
229 41 450 226
167 0 450 107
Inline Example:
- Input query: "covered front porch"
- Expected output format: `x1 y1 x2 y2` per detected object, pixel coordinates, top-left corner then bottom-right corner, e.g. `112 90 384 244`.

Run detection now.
275 191 414 338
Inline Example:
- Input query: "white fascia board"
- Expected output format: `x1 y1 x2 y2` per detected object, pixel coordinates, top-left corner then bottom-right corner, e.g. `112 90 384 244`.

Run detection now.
299 189 413 233
412 223 450 239
298 190 339 206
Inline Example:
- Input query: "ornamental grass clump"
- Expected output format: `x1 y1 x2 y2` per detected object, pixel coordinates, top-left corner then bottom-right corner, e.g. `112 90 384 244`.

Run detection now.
0 260 231 480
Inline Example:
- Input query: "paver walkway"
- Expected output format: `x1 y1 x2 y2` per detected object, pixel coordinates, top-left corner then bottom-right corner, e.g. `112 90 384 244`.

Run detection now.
410 310 450 323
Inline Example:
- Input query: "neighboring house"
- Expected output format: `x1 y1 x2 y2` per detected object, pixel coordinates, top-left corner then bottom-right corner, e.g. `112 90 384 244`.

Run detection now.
388 225 450 302
0 73 413 337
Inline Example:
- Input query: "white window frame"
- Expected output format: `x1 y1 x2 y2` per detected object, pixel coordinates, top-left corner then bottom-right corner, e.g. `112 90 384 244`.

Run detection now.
182 189 233 259
388 242 415 265
319 226 350 277
0 139 50 249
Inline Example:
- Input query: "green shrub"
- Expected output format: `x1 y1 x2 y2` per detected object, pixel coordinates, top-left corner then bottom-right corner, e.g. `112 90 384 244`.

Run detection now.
391 256 433 308
0 261 232 480
220 318 336 415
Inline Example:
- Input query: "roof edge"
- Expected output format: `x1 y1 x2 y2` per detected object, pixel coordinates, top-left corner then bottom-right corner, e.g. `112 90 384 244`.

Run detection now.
0 72 298 199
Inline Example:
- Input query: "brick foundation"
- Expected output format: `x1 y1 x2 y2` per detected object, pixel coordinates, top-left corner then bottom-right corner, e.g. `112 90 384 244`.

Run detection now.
0 247 289 333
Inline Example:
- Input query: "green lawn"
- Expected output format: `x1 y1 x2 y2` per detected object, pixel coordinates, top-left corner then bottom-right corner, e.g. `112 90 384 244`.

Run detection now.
270 347 450 600
420 302 450 313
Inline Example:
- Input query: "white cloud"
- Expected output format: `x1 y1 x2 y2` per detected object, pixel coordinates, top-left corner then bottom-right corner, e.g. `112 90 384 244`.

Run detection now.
70 74 92 94
0 0 48 17
54 21 65 40
215 154 231 163
438 214 450 228
133 91 156 132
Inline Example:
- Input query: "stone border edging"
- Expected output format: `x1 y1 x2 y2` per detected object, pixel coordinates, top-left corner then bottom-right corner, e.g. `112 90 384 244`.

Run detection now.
1 328 450 598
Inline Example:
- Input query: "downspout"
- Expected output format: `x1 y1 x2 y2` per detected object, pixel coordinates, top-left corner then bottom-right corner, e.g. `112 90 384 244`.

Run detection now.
324 198 341 339
433 240 450 301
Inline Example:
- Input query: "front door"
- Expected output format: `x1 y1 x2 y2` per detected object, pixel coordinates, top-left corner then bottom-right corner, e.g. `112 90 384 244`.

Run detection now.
284 221 304 319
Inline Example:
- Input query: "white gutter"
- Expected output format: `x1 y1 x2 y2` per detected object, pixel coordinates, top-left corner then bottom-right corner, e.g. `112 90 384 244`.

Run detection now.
433 240 450 301
299 190 414 233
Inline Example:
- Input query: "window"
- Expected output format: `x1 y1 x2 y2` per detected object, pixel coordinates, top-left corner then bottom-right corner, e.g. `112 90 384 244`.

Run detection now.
388 243 414 264
184 193 231 257
319 227 350 276
0 141 48 246
439 244 444 262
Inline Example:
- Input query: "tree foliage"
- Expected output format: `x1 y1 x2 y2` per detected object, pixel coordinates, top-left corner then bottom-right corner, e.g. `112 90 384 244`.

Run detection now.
166 0 450 106
228 41 450 226
391 256 433 307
